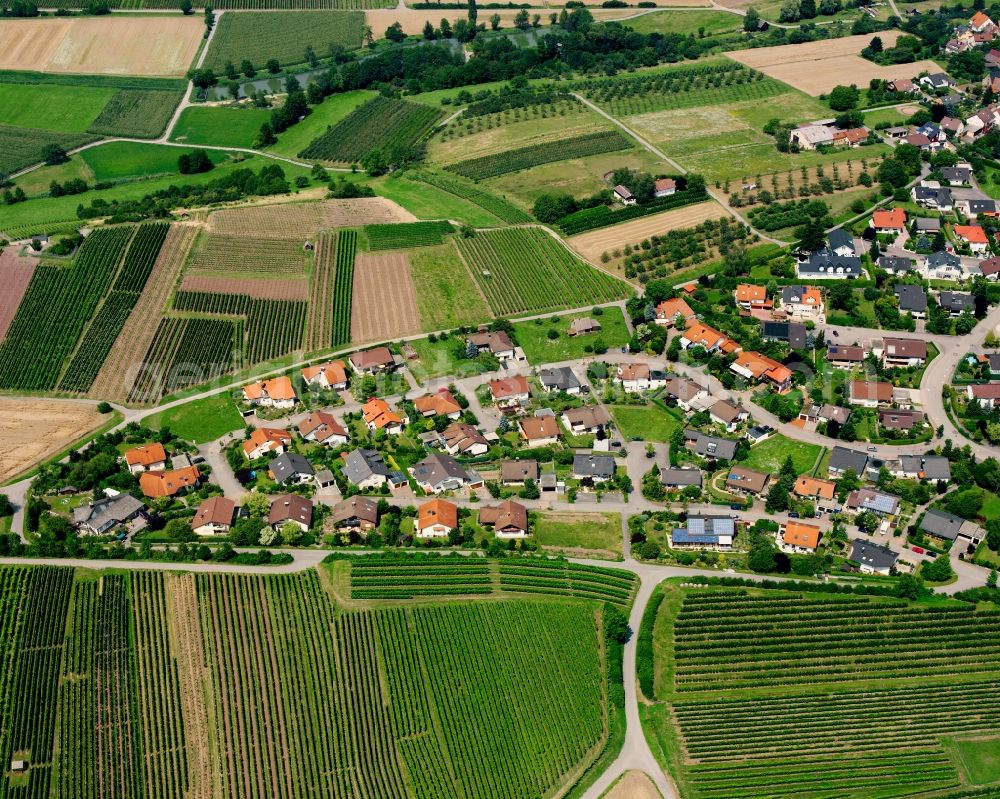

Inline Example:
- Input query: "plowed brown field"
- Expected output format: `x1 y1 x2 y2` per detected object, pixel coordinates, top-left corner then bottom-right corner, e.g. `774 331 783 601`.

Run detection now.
180 275 308 301
0 399 105 482
351 252 421 343
207 198 416 239
0 249 37 344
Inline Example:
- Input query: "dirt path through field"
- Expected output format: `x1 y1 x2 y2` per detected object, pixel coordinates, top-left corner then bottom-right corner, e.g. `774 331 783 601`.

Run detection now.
89 225 194 404
604 771 663 799
0 249 37 344
567 201 729 262
351 251 422 343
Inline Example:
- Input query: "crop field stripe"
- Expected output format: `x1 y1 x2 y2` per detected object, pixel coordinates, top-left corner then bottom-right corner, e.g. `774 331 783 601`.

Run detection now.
127 317 189 404
87 90 184 139
331 229 356 347
445 129 632 180
299 95 442 163
0 225 133 391
0 125 99 181
364 221 453 250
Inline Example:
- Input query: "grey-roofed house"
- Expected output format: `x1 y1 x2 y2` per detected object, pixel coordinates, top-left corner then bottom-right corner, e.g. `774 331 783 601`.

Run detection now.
914 217 942 234
684 429 739 461
819 404 851 425
539 366 582 394
924 250 963 279
940 166 972 185
73 493 146 536
269 452 315 485
938 291 975 315
895 284 927 316
827 228 856 256
562 405 610 435
850 539 899 574
828 446 868 477
879 256 915 275
762 321 808 350
670 516 735 550
573 453 616 483
846 488 901 516
920 508 965 540
660 467 703 489
342 448 401 490
710 399 749 432
912 185 953 211
410 452 483 494
796 248 863 279
958 198 998 219
892 455 951 481
725 465 770 495
988 353 1000 376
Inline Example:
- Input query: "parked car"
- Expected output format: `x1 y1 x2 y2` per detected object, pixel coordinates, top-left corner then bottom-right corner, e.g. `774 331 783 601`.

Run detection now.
788 511 800 518
912 546 925 554
730 503 743 510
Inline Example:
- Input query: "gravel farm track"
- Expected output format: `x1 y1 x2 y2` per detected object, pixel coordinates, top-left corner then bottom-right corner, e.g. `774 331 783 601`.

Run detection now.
351 251 422 343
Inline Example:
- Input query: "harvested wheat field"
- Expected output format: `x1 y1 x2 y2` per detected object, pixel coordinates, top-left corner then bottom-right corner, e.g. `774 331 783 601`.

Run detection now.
0 399 106 482
726 33 939 95
605 772 663 799
180 274 308 300
0 249 37 344
568 200 730 263
0 17 202 76
207 197 416 239
89 226 194 403
351 252 421 342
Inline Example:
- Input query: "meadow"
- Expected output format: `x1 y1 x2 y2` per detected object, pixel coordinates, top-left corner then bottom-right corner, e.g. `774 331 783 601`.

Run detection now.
647 585 1000 799
408 243 492 330
170 106 272 149
610 402 684 443
203 11 365 70
513 308 630 364
80 142 230 182
0 82 114 132
741 433 823 474
268 89 376 158
0 564 621 799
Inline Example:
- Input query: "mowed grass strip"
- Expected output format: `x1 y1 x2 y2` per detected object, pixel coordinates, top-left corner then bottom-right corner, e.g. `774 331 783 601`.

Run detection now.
299 95 442 163
409 242 491 331
203 10 364 70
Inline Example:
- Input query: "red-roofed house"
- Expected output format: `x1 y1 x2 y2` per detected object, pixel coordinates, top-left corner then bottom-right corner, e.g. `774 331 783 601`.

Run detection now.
489 375 530 407
192 496 235 536
730 352 792 392
139 466 202 499
654 296 696 327
849 380 893 408
243 376 297 409
124 443 167 474
301 360 348 391
243 427 292 460
413 390 463 419
654 178 677 197
954 224 989 254
362 398 405 434
871 208 907 234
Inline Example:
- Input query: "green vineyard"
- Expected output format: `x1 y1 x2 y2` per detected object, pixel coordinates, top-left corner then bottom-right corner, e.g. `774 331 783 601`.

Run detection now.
59 222 170 393
365 221 453 250
650 586 1000 799
446 129 633 180
455 227 629 316
305 229 355 351
0 566 612 799
299 95 442 163
0 226 135 391
347 556 638 605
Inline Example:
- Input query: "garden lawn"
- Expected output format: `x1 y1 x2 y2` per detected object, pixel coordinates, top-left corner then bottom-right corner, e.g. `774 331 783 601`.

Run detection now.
144 393 243 444
948 736 1000 784
980 492 1000 521
0 83 115 132
80 141 231 181
407 336 491 383
532 510 623 557
409 243 492 331
743 433 822 474
269 89 376 158
610 402 683 443
170 106 271 149
513 308 630 365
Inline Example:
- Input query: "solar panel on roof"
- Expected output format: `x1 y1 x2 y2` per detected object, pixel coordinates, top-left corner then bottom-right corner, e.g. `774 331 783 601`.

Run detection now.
864 494 897 513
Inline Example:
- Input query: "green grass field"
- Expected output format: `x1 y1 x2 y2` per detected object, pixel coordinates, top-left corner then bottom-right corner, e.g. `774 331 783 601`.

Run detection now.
513 308 629 364
741 433 822 474
0 126 98 182
171 106 271 149
370 172 502 227
144 393 244 443
80 142 231 182
268 89 376 158
0 83 114 132
645 584 1000 799
532 511 623 557
624 10 742 36
409 242 492 331
203 10 365 70
0 154 311 239
610 403 684 443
